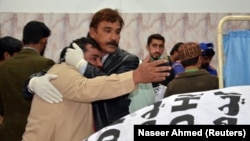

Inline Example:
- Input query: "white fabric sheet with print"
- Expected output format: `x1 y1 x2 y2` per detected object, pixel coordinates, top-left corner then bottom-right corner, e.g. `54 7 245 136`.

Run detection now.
83 85 250 141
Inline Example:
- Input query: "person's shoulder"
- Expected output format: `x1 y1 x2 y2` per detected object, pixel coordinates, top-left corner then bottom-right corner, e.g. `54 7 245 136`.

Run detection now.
0 62 8 73
48 63 74 74
118 48 139 59
0 55 18 68
44 57 55 63
119 48 133 55
36 56 55 64
203 70 218 80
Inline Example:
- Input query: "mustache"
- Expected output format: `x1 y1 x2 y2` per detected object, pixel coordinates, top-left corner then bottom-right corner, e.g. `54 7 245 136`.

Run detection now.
201 63 209 68
154 52 161 56
106 41 118 47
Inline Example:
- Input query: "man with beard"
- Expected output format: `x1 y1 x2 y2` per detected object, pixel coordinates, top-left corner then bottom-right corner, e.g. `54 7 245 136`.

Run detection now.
199 42 217 76
22 37 170 141
165 42 218 97
0 21 54 141
24 9 172 131
76 8 140 131
146 33 175 88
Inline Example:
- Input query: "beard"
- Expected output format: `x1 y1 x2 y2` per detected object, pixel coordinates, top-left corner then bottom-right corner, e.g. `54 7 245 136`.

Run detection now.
201 63 209 69
40 47 46 56
151 53 161 60
151 55 161 60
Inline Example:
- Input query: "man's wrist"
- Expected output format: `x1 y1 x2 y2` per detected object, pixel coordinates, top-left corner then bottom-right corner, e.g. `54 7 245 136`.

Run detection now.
27 70 47 93
28 77 35 93
76 59 87 69
132 69 140 85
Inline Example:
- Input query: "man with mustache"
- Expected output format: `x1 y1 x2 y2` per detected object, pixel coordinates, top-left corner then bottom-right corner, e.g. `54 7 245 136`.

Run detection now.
79 8 140 131
145 33 175 88
25 8 172 131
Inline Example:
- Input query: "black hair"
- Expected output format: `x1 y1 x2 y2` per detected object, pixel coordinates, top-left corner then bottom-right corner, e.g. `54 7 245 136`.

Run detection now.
22 21 51 45
59 46 69 63
0 36 23 60
90 8 124 29
170 42 184 55
181 56 199 68
202 49 215 57
147 33 165 46
59 37 101 63
86 32 102 50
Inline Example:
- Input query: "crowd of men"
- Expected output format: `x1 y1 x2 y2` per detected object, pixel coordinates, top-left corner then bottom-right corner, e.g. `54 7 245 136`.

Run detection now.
0 8 218 141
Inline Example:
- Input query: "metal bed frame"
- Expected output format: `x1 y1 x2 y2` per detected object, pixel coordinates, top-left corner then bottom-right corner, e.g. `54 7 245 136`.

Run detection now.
217 15 250 88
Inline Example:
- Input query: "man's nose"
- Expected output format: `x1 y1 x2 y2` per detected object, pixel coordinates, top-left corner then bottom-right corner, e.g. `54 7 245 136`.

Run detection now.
110 31 118 40
155 46 162 52
97 61 103 68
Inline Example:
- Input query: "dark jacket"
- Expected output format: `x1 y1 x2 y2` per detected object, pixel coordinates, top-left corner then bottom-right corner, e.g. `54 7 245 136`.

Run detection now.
165 69 218 97
23 70 48 99
84 47 139 131
0 48 55 141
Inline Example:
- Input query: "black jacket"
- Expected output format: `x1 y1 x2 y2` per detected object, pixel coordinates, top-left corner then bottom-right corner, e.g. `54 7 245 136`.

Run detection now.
84 47 139 131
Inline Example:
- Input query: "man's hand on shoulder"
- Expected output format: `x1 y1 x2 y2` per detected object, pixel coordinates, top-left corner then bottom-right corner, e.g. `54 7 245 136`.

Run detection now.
29 74 63 104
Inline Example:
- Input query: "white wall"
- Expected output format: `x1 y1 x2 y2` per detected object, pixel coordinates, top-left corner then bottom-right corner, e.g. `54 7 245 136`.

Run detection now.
0 0 249 13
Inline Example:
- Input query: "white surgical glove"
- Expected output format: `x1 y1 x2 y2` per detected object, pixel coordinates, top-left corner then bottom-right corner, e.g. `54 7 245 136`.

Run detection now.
28 74 63 104
65 43 87 71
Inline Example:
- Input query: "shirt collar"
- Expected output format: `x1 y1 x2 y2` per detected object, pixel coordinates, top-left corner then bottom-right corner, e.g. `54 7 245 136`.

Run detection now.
23 46 39 54
102 54 109 63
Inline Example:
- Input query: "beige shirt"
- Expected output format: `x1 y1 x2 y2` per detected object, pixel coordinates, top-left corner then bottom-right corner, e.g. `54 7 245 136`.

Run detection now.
22 63 136 141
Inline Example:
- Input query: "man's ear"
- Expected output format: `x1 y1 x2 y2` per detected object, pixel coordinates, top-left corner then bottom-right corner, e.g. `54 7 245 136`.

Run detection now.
89 27 96 38
3 52 11 60
198 56 202 64
40 38 47 45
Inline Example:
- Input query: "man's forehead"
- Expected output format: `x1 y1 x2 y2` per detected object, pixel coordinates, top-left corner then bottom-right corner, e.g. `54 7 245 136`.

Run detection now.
150 39 164 44
98 21 121 29
85 43 98 51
